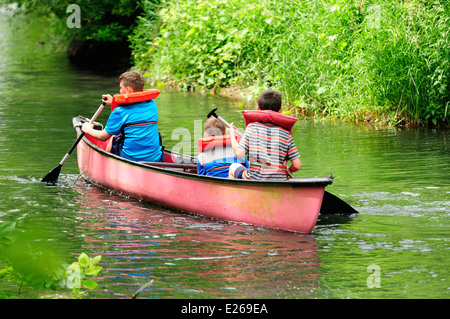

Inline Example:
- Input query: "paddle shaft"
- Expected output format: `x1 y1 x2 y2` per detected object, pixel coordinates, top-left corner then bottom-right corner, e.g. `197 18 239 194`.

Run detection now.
42 101 107 182
59 102 106 166
207 107 243 137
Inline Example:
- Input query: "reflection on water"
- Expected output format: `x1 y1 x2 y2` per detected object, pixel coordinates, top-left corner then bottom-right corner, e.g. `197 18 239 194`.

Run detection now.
70 180 322 299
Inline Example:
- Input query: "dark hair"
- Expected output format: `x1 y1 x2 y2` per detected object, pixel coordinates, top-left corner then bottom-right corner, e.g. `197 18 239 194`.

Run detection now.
204 117 226 136
119 71 145 92
257 90 282 112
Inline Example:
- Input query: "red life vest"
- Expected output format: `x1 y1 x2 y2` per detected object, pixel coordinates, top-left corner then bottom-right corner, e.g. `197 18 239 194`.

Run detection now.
197 135 237 152
242 110 297 133
111 89 161 112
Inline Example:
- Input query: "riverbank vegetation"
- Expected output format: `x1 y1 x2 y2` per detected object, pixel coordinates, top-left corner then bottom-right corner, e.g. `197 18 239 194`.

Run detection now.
3 0 143 42
1 0 148 72
0 222 102 298
133 0 449 127
1 0 449 127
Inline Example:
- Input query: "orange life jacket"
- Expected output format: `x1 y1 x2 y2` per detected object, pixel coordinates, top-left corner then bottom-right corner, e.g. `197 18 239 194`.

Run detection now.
111 89 161 112
197 135 236 152
242 110 297 133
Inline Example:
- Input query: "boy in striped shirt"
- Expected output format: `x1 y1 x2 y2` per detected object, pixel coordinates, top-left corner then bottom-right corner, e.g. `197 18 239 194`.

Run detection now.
228 90 301 180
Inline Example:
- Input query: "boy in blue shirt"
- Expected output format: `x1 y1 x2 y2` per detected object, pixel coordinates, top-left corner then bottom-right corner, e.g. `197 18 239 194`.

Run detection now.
82 71 163 162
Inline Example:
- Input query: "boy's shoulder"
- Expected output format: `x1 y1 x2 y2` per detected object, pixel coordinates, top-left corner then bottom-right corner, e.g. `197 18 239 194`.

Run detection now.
246 121 292 134
242 110 297 133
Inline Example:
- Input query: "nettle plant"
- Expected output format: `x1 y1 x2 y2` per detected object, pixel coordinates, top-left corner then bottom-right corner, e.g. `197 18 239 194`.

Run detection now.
60 253 102 297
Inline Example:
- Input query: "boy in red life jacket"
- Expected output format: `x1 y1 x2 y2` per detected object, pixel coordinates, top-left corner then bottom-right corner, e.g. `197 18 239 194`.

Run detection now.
228 90 301 180
81 71 164 162
197 117 249 178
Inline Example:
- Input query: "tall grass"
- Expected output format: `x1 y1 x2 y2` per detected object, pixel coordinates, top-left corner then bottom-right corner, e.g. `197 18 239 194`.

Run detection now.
361 1 450 126
132 0 449 126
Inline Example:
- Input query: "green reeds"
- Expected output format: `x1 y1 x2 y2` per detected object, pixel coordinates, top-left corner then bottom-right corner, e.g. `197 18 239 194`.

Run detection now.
361 1 450 126
133 0 449 126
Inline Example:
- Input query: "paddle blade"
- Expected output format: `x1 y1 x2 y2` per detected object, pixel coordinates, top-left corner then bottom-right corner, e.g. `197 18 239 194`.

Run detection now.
320 191 359 215
41 164 62 183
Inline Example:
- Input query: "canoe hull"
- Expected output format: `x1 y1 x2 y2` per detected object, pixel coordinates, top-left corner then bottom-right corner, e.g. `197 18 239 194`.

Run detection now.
74 117 332 233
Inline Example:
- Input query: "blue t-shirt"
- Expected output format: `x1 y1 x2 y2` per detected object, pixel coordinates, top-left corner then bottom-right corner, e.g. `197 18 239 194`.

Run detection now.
197 145 249 178
105 100 162 162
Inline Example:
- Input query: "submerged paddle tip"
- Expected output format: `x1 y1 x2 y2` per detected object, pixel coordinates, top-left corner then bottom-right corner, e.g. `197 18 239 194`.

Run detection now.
41 165 62 183
319 191 359 216
41 176 59 184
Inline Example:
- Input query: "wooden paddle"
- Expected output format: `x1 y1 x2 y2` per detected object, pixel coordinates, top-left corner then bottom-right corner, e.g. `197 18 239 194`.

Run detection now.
207 107 359 215
41 101 106 183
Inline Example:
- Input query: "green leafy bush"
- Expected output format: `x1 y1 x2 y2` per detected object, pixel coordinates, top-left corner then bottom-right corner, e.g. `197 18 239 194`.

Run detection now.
0 221 102 298
132 0 449 126
2 0 448 126
60 253 102 298
360 1 450 126
1 0 146 42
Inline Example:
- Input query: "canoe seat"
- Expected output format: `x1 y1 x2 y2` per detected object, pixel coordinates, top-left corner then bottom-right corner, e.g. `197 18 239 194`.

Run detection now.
142 162 197 174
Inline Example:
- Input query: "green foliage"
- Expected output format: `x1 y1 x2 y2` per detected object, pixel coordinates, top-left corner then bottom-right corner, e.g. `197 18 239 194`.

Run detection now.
131 0 164 63
0 221 16 244
0 222 102 298
132 0 449 127
2 0 448 126
0 221 66 292
1 0 146 42
60 253 102 297
360 0 450 126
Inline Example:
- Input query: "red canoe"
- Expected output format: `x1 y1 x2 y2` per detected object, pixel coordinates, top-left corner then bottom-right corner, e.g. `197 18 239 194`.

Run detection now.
73 116 333 233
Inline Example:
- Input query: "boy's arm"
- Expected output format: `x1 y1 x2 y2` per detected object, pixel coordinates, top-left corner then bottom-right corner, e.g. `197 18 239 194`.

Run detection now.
81 123 112 141
227 124 246 159
286 136 301 173
288 158 301 173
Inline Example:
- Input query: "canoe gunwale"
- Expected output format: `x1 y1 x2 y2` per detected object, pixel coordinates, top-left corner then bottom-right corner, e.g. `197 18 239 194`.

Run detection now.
72 116 334 188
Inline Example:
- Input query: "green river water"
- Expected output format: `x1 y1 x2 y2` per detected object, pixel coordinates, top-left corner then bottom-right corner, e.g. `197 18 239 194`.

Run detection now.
0 9 448 301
